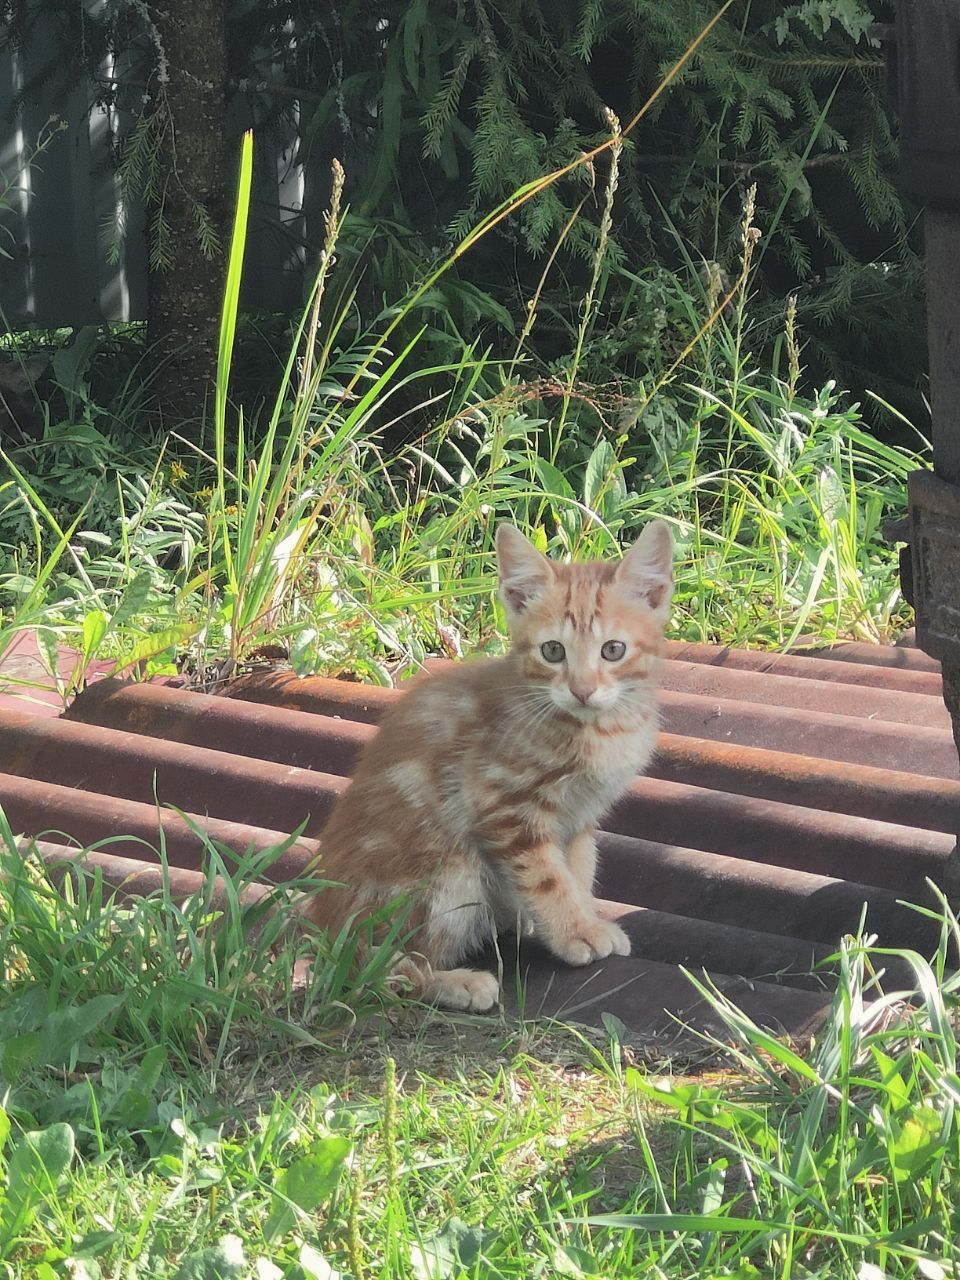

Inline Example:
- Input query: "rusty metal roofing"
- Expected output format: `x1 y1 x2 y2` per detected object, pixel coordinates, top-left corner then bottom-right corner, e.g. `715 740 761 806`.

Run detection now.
1 638 956 1045
0 630 115 715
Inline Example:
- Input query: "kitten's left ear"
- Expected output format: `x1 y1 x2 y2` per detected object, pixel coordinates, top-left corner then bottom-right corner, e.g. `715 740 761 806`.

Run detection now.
496 524 552 616
616 520 674 614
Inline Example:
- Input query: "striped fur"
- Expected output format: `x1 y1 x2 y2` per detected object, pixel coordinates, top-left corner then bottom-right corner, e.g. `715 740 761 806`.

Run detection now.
305 520 674 1011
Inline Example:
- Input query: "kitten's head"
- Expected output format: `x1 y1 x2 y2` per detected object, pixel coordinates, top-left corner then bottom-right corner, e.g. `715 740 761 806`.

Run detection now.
495 522 674 718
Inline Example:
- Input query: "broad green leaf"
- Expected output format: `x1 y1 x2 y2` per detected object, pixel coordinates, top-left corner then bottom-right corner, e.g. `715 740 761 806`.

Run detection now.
1 1031 41 1081
138 1044 168 1092
0 1122 75 1253
34 627 61 679
108 623 197 675
0 1105 9 1155
699 1158 728 1217
856 1264 885 1280
263 1136 351 1243
871 1046 910 1112
172 1235 245 1280
532 458 575 501
52 325 99 400
82 609 109 657
410 1218 489 1280
298 1243 343 1279
583 440 625 518
69 1229 121 1258
551 1243 597 1277
601 1012 627 1043
61 1259 102 1280
144 658 179 678
117 1087 152 1129
110 570 155 632
44 423 109 448
45 993 126 1063
528 524 549 553
889 1103 942 1183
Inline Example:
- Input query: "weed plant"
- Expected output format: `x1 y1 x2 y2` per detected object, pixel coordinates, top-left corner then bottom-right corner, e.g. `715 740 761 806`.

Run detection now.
0 124 927 702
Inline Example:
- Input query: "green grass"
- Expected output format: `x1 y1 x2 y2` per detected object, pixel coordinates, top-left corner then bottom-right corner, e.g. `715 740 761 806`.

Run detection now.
3 818 960 1279
0 122 929 704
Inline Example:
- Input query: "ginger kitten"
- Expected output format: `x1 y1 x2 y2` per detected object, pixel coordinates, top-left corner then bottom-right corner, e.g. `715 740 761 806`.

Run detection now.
305 520 674 1011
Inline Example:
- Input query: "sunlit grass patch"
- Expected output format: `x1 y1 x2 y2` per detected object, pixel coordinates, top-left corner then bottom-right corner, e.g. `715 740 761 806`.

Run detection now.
2 793 959 1279
0 125 928 705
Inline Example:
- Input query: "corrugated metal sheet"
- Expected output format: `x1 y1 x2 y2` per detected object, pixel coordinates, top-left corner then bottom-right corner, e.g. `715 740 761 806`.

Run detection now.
0 630 114 714
1 640 956 1043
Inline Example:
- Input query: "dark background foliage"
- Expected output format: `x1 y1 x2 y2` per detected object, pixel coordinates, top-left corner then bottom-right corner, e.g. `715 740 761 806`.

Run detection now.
0 0 924 428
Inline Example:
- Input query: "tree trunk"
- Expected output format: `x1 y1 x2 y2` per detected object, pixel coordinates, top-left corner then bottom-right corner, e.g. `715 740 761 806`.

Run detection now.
146 0 229 429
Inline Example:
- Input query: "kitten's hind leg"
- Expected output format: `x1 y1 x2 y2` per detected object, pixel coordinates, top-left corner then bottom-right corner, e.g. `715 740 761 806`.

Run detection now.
385 861 500 1011
393 955 499 1012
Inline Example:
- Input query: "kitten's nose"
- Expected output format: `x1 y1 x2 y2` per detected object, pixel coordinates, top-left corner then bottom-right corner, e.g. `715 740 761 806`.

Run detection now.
569 683 596 705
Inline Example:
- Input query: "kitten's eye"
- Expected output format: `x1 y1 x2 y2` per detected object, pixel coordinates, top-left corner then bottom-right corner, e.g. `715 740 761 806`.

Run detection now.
601 640 626 662
540 640 566 664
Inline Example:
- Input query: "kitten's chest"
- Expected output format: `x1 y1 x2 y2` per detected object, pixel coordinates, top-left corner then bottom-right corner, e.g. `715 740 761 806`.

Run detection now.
527 732 646 835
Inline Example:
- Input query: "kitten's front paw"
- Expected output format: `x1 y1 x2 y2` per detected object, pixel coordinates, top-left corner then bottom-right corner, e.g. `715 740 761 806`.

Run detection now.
431 968 500 1012
551 918 631 966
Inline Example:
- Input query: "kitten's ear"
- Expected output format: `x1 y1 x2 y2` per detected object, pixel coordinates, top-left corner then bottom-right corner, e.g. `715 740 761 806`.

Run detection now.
616 520 674 613
496 524 552 616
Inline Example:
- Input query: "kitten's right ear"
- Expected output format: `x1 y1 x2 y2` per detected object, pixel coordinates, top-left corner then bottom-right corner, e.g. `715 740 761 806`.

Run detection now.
496 524 552 616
